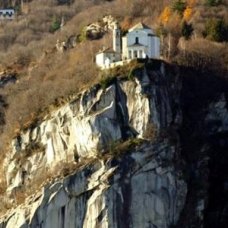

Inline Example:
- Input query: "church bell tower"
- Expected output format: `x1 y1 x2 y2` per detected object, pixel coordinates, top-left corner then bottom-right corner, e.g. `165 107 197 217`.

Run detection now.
113 22 121 53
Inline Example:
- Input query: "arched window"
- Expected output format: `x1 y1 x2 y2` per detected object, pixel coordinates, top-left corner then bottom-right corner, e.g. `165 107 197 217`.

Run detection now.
135 37 139 44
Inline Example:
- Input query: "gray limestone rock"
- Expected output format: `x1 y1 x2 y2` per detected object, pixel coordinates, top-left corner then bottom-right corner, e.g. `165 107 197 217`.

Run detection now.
0 142 187 228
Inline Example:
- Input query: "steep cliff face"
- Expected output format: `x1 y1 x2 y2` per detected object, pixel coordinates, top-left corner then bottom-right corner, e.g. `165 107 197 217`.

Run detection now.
4 61 179 194
0 60 187 228
0 142 186 228
176 69 228 228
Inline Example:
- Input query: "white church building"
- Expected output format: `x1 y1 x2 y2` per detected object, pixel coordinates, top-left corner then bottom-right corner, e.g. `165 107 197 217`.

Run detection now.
0 9 15 20
96 22 160 69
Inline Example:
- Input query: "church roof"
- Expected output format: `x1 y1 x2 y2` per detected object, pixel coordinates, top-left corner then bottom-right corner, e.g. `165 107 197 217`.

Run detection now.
128 42 145 47
97 47 116 54
129 23 151 32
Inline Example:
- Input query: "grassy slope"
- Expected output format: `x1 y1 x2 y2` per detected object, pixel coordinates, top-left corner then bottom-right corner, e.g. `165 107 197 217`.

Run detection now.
0 0 170 152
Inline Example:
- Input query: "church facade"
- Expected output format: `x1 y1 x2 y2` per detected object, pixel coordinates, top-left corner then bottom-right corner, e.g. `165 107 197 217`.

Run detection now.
96 22 160 69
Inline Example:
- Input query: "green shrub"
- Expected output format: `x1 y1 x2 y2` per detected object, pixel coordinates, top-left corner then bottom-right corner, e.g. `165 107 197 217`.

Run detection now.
49 16 61 33
171 0 186 15
76 28 87 43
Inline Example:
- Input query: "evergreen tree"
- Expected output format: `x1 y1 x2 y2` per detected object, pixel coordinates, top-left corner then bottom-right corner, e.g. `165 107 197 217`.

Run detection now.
50 16 61 33
181 20 193 40
204 18 228 42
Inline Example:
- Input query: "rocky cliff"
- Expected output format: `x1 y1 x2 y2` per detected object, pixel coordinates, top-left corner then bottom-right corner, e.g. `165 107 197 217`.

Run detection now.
177 69 228 228
0 60 227 228
4 61 178 194
0 60 187 228
0 142 187 228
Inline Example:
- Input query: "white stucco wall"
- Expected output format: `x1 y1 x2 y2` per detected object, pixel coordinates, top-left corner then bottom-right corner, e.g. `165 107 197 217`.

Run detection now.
126 30 151 47
0 9 15 19
113 28 121 53
152 37 160 58
122 37 127 60
96 52 121 68
96 53 105 67
122 28 160 60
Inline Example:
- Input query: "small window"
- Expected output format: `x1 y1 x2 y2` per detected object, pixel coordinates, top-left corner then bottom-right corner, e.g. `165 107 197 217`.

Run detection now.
134 50 137 58
135 37 139 44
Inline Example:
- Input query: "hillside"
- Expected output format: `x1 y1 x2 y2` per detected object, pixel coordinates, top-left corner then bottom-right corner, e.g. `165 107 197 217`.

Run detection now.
0 0 228 227
0 59 228 228
0 0 227 153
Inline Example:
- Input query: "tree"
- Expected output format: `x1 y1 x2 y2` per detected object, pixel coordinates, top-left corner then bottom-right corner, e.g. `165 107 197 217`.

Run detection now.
49 16 61 33
181 20 193 39
159 6 172 25
172 0 186 15
204 18 228 42
183 6 192 21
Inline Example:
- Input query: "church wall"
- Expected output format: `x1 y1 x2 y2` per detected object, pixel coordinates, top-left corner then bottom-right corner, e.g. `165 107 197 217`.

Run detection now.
154 37 160 58
147 36 153 58
122 37 127 60
150 37 160 58
96 53 105 67
126 31 149 47
113 26 121 53
96 52 121 68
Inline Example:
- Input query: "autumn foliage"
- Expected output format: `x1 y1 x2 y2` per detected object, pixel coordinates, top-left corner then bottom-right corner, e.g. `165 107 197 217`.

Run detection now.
159 0 196 25
159 6 172 25
183 6 192 21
